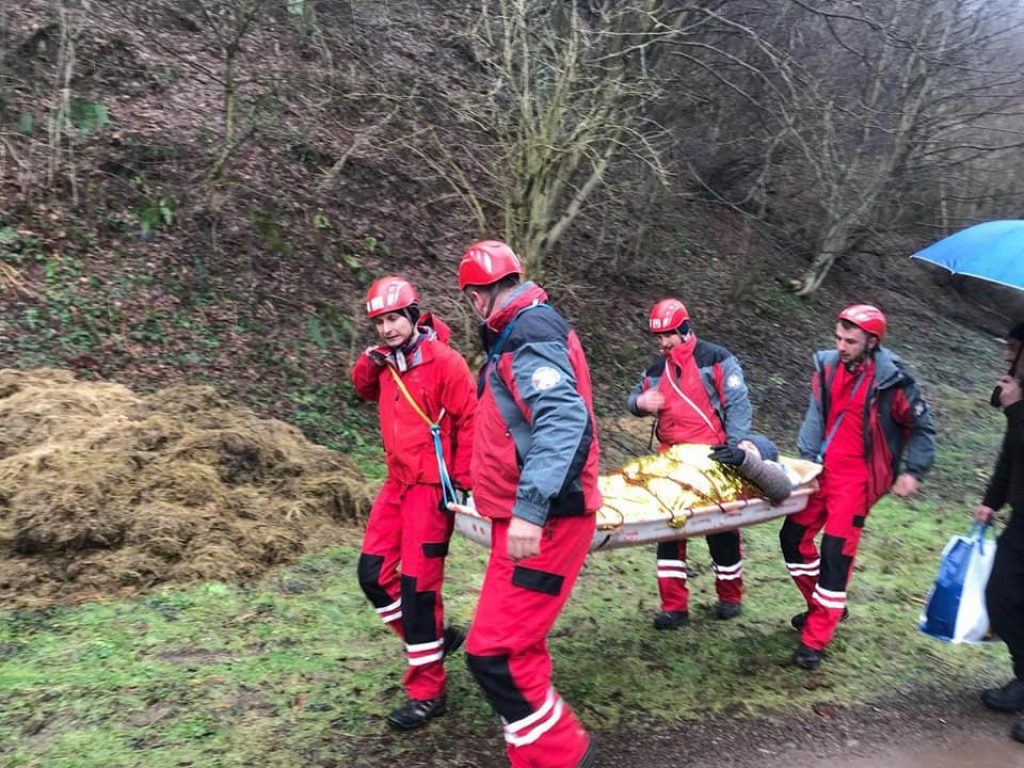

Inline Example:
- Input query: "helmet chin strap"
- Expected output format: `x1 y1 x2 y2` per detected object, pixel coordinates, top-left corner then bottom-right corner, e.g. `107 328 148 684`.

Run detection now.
466 285 504 322
484 284 505 320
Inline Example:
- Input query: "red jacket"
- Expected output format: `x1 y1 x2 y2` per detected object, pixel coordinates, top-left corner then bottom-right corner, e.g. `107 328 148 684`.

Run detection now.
471 282 601 526
628 335 752 447
797 347 935 504
655 337 727 445
351 314 476 488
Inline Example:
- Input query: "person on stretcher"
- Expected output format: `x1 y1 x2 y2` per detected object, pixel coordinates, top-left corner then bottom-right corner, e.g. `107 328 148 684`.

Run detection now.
708 434 794 505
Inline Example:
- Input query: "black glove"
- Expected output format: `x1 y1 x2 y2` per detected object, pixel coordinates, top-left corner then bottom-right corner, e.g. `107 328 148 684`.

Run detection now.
709 444 746 466
365 346 389 367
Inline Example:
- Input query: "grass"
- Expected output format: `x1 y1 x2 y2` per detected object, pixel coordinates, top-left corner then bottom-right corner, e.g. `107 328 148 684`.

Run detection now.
0 495 1011 767
0 247 1014 765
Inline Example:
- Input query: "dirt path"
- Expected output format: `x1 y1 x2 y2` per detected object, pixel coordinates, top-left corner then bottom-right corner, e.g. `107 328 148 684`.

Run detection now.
597 687 1021 768
384 685 1020 767
833 734 1019 768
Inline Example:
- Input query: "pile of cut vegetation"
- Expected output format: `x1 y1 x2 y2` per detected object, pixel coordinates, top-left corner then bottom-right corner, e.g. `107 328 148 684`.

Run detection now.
0 369 376 608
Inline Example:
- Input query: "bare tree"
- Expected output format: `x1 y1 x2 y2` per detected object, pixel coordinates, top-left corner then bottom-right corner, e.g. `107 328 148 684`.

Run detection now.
417 0 695 275
780 0 1024 294
652 0 1024 295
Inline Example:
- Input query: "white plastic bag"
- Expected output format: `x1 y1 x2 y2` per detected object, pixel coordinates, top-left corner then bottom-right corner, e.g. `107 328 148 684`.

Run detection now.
919 523 996 644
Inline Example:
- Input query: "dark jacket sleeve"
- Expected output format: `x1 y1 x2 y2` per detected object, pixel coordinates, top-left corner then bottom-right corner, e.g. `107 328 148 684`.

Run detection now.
509 340 592 527
627 373 648 416
893 379 936 478
627 356 662 416
983 400 1024 510
719 355 752 445
797 356 826 462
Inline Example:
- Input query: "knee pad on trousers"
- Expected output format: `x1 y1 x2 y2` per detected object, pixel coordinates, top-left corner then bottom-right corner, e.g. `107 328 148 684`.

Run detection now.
779 518 806 563
656 540 681 560
706 530 741 566
400 574 439 644
466 652 534 723
818 534 854 592
357 553 390 607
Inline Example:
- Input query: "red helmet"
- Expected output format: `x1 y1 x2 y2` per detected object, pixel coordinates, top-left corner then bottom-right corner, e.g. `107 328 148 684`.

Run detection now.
365 275 419 319
838 304 886 340
458 240 524 290
649 298 690 333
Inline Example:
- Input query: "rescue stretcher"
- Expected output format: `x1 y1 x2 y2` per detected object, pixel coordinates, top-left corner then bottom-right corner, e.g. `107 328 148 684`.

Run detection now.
451 453 822 553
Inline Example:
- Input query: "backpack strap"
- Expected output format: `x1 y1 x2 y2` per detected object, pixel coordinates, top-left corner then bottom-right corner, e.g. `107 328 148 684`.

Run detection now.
475 302 552 397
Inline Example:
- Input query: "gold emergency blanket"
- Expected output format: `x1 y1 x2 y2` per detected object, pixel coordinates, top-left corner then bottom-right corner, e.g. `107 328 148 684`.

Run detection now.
596 444 820 530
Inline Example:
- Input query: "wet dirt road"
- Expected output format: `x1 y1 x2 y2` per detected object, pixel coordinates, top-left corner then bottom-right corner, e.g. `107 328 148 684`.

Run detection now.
721 704 1023 768
601 688 1024 768
806 732 1021 768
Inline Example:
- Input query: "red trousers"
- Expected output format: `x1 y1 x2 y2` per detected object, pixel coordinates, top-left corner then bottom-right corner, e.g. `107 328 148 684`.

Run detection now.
466 515 595 768
656 530 743 611
779 466 874 650
356 479 454 700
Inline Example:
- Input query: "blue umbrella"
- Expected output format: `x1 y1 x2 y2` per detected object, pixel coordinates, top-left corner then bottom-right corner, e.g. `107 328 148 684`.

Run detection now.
911 220 1024 291
912 220 1024 405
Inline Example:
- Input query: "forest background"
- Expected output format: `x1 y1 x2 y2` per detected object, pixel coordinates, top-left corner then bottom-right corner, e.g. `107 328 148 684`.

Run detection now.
2 1 1024 766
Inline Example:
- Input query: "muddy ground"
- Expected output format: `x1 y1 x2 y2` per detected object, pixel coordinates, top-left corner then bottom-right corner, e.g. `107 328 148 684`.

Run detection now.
386 686 1021 767
605 687 1019 768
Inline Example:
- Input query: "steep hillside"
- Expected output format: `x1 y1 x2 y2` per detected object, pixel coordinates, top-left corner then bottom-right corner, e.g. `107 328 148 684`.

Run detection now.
1 1 1021 480
4 6 1024 765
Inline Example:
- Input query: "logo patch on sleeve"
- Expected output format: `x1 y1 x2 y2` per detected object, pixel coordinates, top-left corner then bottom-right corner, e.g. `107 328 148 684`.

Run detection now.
531 366 562 391
727 374 742 389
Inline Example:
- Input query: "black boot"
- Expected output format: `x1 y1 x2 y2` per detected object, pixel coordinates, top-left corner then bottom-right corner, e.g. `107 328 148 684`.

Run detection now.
793 642 822 670
387 696 447 730
653 610 690 630
442 624 466 658
791 606 849 631
982 679 1024 713
716 601 742 620
577 740 597 767
1011 720 1024 744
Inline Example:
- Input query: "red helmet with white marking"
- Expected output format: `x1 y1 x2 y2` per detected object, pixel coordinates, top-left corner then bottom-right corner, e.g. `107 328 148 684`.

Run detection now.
648 298 690 334
458 240 524 290
838 304 886 341
365 275 419 319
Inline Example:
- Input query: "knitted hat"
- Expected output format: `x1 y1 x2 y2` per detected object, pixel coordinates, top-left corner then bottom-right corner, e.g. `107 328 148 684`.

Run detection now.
742 434 779 463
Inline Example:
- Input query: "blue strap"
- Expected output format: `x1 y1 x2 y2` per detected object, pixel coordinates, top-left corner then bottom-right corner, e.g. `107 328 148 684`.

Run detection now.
431 424 458 510
816 369 868 463
476 302 551 397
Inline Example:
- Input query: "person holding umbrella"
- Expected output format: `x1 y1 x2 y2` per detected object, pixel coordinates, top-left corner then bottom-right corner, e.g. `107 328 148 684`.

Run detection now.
911 222 1024 742
975 321 1024 745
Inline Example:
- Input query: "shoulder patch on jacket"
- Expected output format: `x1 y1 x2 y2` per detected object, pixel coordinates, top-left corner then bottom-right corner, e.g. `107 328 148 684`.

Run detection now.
531 366 562 391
